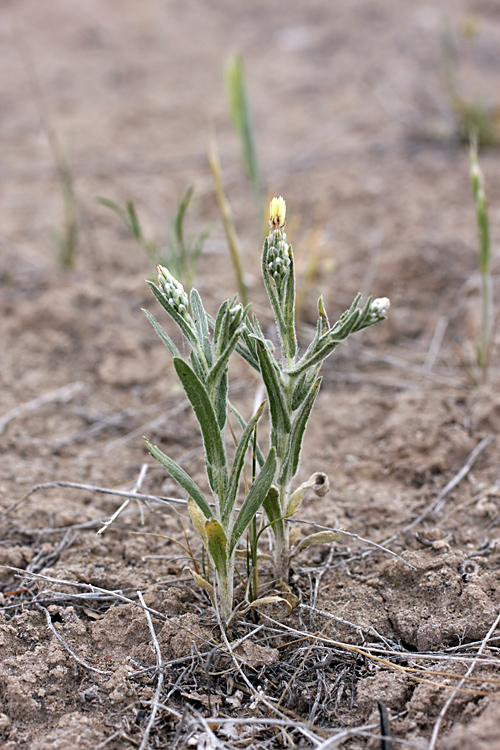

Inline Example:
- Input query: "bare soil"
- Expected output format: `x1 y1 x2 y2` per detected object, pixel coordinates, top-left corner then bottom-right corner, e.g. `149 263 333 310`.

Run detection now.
3 1 500 748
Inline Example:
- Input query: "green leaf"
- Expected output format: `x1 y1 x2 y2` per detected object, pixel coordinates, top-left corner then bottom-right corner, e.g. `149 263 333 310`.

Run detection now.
262 485 282 526
213 367 228 430
228 401 265 468
173 357 228 499
207 325 243 392
174 185 194 249
283 244 297 360
96 196 128 226
253 338 291 435
226 55 262 211
278 377 322 486
213 300 230 353
224 400 267 525
235 317 260 372
190 288 212 365
230 447 276 553
142 309 181 359
126 200 142 242
144 438 212 519
291 369 316 412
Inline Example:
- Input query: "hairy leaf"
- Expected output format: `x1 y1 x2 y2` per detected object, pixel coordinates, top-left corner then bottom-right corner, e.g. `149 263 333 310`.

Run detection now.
145 438 212 518
173 358 227 499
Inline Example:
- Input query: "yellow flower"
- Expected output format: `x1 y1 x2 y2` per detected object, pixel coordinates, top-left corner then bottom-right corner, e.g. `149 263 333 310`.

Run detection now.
269 196 286 229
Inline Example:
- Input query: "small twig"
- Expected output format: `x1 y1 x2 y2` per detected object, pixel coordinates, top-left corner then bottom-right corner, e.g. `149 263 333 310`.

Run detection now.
213 606 321 745
378 701 393 750
0 381 85 436
1 481 189 520
137 591 164 750
36 602 112 675
292 520 416 570
422 316 448 374
4 568 168 620
428 609 500 750
98 463 148 535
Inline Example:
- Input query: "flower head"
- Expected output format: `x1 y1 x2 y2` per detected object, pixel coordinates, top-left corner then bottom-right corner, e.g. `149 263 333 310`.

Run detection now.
269 196 286 230
370 297 391 319
157 264 189 317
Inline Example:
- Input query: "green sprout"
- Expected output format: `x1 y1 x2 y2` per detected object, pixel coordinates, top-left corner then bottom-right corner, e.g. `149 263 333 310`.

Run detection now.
98 186 209 290
144 196 389 626
470 141 492 376
226 54 264 226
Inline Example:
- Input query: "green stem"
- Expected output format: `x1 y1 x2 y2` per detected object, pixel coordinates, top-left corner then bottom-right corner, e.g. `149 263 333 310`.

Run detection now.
479 269 492 374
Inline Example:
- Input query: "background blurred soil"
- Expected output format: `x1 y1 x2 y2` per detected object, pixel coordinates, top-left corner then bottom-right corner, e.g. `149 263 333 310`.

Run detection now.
2 1 500 748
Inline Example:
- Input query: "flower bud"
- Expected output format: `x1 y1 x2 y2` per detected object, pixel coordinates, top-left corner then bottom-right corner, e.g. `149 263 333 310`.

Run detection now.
157 265 190 318
370 297 390 319
269 196 286 230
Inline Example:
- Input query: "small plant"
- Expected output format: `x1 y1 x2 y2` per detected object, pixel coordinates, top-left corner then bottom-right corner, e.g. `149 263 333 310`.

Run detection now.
144 196 389 627
226 54 264 226
470 140 493 376
441 19 500 148
98 186 209 289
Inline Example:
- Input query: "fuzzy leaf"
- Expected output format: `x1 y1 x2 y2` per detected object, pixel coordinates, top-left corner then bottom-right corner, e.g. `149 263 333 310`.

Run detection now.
145 439 212 518
142 309 181 359
205 518 228 578
228 401 265 468
230 448 277 553
190 288 212 366
188 497 208 543
184 567 214 599
173 357 227 499
224 401 267 525
283 244 297 360
293 531 340 556
213 369 228 431
262 486 282 526
278 377 322 487
247 595 293 612
253 338 291 436
291 369 316 412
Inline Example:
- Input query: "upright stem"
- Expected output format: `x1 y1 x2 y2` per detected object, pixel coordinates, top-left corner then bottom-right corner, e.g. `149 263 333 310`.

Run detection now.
479 269 492 376
215 558 234 629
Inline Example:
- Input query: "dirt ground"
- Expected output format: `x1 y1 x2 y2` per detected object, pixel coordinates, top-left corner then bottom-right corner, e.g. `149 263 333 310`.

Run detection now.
3 1 500 748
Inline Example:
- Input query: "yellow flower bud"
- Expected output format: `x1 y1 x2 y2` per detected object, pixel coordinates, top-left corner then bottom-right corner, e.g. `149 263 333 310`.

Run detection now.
269 196 286 229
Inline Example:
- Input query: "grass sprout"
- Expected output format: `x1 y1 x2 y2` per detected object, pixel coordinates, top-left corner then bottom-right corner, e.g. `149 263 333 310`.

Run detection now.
207 132 249 305
98 186 209 290
226 54 264 226
469 139 493 376
441 19 500 148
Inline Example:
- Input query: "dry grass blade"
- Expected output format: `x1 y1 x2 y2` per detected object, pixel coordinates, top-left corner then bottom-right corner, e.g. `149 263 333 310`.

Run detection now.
1 480 188 521
4 567 168 621
36 602 112 675
137 590 164 750
428 609 500 750
98 463 148 535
